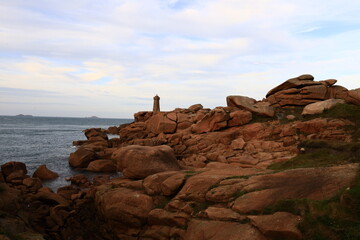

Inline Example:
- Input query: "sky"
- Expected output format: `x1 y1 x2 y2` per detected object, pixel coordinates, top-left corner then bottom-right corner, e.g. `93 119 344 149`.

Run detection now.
1 0 360 118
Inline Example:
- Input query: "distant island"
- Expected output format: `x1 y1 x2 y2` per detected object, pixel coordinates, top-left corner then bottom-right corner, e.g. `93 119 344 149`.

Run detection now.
89 116 99 119
16 114 33 117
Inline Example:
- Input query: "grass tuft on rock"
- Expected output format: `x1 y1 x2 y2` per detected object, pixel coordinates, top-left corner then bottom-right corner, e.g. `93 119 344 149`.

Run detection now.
268 140 360 170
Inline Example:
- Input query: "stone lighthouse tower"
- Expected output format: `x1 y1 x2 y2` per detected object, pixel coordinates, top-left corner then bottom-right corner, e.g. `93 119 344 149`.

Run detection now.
153 95 160 113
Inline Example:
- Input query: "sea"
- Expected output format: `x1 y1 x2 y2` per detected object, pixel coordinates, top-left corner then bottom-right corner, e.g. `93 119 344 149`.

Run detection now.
0 115 133 190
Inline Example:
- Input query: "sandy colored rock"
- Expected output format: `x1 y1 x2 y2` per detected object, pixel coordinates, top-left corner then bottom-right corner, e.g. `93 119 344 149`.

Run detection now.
33 165 59 180
68 147 96 168
248 212 302 240
302 99 345 115
185 219 266 240
113 145 181 179
86 159 117 172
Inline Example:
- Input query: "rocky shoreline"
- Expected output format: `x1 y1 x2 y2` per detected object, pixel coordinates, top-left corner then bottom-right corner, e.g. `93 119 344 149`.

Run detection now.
1 74 360 240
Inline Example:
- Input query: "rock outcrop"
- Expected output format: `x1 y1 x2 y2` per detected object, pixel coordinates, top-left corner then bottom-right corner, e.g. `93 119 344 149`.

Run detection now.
33 165 59 180
112 145 181 178
58 74 360 239
265 74 350 107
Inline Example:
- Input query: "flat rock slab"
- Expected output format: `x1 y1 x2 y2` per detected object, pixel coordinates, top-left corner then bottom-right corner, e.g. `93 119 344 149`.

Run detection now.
248 212 302 240
185 219 266 240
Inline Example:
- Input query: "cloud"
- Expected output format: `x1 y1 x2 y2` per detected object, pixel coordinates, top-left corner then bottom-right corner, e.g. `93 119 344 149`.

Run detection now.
0 0 359 117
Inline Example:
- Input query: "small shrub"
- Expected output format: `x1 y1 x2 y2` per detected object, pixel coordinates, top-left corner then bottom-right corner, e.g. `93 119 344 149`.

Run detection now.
268 140 360 170
232 190 248 199
190 202 210 214
154 199 170 209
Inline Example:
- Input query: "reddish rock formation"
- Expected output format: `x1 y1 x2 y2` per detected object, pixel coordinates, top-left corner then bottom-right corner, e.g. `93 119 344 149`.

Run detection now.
227 95 274 117
265 74 351 107
33 165 59 180
68 147 96 168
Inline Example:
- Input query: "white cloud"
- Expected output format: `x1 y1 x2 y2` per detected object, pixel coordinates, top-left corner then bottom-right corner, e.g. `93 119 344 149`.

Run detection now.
0 0 359 117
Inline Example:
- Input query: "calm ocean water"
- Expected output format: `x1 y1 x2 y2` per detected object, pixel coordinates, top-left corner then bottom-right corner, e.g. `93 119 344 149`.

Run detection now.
0 116 133 190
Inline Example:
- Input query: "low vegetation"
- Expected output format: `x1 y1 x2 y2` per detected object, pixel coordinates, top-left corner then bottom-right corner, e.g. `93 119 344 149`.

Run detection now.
268 140 360 170
263 171 360 240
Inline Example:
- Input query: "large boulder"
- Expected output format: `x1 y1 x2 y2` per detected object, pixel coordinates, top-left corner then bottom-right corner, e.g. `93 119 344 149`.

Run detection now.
68 147 96 168
227 96 275 117
302 99 345 115
112 145 181 178
33 164 59 180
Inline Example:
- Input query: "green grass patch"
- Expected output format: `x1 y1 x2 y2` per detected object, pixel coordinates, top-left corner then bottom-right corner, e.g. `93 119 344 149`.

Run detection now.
154 199 170 209
224 175 250 180
190 202 211 214
251 113 273 123
232 190 248 199
183 170 201 179
268 140 360 170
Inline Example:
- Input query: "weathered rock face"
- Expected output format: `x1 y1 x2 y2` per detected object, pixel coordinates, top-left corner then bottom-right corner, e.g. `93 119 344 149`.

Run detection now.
147 113 177 135
191 107 230 133
265 74 349 107
231 164 359 213
302 99 345 115
32 165 59 180
226 96 275 117
112 145 181 178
